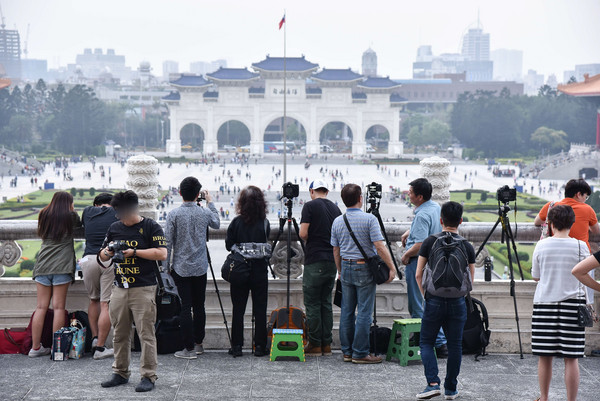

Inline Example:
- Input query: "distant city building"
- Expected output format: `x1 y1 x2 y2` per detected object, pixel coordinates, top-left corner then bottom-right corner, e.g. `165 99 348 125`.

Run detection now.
362 48 377 76
412 48 492 81
461 27 490 61
189 59 227 76
67 48 132 82
491 49 523 81
563 64 600 83
162 60 179 82
546 74 558 89
523 69 545 95
21 59 48 82
0 28 21 80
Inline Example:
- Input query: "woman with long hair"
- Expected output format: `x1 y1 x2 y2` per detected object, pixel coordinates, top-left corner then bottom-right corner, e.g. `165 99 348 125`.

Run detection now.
225 185 270 357
29 191 81 357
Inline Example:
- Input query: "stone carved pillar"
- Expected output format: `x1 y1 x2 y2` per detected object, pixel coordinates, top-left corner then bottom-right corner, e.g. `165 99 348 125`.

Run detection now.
126 155 159 220
0 240 23 277
269 230 304 279
420 156 451 205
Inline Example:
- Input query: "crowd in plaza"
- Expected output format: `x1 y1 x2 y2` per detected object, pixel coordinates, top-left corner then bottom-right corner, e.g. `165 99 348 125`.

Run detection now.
3 155 597 399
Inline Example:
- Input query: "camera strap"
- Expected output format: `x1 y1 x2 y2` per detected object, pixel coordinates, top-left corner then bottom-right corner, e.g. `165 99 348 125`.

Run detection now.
342 214 369 261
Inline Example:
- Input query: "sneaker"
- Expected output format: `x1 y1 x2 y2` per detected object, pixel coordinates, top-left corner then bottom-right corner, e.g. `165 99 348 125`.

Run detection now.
28 345 51 358
135 377 154 392
194 344 204 355
343 354 352 362
322 344 332 356
101 374 129 388
93 347 114 360
174 348 197 359
444 389 459 400
416 384 441 399
435 344 449 359
229 345 243 357
352 354 382 364
254 345 267 357
304 343 322 356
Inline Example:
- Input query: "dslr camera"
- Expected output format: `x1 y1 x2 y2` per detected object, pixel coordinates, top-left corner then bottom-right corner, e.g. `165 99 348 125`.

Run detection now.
496 185 517 204
366 182 382 200
108 240 130 264
282 182 299 199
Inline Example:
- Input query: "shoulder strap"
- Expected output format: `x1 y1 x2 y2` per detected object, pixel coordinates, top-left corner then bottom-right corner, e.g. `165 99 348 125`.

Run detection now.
153 261 165 293
264 218 269 242
342 214 368 260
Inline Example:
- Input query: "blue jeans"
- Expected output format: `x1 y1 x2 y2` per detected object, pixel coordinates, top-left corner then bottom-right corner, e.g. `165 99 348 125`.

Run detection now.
339 260 376 359
420 295 467 392
405 257 447 347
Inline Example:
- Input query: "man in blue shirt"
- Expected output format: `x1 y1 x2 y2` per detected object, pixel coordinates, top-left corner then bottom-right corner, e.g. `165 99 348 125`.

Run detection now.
400 178 447 356
331 184 395 364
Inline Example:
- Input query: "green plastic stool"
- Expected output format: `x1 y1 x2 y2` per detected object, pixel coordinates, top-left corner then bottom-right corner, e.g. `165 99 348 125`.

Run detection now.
386 318 422 366
269 329 305 362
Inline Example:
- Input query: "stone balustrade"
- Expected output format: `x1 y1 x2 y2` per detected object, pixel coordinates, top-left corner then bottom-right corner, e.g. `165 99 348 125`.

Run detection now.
1 220 599 353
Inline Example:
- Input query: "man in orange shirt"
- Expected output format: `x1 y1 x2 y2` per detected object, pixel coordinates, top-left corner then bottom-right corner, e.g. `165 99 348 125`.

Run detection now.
534 178 600 250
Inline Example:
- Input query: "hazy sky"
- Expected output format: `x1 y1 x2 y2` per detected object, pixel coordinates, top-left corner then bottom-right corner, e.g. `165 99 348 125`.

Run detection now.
6 0 600 80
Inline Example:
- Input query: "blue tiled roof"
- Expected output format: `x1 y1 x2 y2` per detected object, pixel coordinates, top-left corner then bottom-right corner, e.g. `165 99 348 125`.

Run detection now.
162 91 180 101
352 92 367 99
249 87 265 94
306 87 322 94
170 74 211 87
252 55 318 72
358 76 401 89
390 94 408 102
393 79 452 85
206 67 260 81
203 91 218 98
312 68 363 81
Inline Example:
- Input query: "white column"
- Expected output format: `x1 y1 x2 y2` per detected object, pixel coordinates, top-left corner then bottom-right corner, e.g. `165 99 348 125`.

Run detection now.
126 155 159 220
388 112 403 156
352 111 365 155
306 105 319 155
203 107 217 154
420 156 451 205
165 109 181 156
250 105 263 155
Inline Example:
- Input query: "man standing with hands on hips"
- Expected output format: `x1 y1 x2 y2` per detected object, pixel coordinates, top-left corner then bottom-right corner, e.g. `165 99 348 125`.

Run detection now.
401 178 448 357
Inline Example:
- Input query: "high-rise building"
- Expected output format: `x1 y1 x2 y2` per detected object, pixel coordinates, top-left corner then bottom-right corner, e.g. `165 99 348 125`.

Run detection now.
0 28 21 80
523 69 545 95
461 28 490 61
362 48 377 77
67 48 132 82
491 49 523 81
162 60 179 81
189 59 227 76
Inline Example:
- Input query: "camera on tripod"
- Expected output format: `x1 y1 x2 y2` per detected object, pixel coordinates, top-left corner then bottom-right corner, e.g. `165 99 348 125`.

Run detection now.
496 185 517 204
367 182 382 200
108 240 131 264
282 182 299 199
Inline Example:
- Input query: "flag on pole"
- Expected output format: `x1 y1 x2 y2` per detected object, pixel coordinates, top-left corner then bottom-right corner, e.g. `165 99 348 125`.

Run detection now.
279 14 286 30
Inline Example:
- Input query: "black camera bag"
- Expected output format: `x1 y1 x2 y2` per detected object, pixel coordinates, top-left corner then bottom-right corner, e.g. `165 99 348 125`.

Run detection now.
343 214 389 285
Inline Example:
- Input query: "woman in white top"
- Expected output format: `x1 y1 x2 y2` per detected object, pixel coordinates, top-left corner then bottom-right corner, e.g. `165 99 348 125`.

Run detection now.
531 204 589 401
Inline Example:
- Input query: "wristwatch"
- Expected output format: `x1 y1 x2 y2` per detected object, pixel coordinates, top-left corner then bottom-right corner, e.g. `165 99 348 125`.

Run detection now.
133 248 137 257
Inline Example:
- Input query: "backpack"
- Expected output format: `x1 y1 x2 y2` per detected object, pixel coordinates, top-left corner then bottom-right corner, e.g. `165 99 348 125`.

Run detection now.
155 316 184 354
369 325 391 355
423 232 472 298
267 307 308 348
462 297 491 360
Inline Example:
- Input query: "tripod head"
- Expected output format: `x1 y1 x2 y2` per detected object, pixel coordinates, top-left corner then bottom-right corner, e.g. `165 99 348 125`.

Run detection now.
497 202 511 217
365 182 382 214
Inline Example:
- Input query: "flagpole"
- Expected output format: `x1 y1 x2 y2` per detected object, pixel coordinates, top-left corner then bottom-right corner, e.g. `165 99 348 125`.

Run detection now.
283 11 287 183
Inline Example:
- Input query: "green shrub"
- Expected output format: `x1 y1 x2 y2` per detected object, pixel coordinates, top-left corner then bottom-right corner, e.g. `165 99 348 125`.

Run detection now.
466 191 472 200
20 260 35 271
480 192 488 202
70 187 77 196
78 189 85 197
89 187 96 197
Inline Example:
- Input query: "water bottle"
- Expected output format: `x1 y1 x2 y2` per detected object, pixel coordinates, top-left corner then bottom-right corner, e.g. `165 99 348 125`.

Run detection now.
484 257 493 282
502 266 508 280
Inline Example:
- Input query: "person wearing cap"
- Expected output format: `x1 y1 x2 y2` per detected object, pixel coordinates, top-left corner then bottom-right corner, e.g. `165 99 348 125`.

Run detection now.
299 178 342 356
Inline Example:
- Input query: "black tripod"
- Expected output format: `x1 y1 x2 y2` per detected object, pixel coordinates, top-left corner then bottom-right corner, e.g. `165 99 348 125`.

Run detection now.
205 228 233 351
475 202 524 358
271 196 306 328
365 191 401 356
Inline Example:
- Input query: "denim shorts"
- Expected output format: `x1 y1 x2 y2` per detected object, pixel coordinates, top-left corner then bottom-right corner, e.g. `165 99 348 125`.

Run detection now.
34 273 72 287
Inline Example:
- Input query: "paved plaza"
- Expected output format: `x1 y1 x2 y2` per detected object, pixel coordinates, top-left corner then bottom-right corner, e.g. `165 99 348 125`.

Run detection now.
1 351 599 400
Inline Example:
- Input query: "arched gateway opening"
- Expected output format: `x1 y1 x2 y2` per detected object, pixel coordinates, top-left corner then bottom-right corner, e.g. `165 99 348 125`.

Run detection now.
264 117 306 153
319 121 353 153
180 123 204 152
366 124 390 152
217 120 251 151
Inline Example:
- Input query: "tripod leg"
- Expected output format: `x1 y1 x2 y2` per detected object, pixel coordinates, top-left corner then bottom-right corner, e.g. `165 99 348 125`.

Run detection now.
372 210 401 279
291 217 306 254
206 247 233 348
502 226 524 359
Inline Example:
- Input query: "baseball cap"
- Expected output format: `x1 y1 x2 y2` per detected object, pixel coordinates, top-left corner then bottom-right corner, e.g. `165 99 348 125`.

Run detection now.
309 180 329 191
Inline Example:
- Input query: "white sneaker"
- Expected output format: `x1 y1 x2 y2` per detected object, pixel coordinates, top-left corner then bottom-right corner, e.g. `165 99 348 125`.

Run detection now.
28 345 51 358
93 347 114 360
174 348 197 359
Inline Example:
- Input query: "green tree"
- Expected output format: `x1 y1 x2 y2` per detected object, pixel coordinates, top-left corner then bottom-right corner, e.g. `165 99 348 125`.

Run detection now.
530 126 568 154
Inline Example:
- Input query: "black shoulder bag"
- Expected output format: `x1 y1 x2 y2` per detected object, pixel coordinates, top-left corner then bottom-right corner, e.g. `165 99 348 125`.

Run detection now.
576 241 595 327
342 214 389 285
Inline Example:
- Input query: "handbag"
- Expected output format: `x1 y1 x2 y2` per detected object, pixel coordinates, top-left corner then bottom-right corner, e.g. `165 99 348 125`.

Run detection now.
68 320 86 359
576 241 596 327
342 214 389 285
0 328 27 354
540 201 555 240
333 279 343 308
221 251 251 285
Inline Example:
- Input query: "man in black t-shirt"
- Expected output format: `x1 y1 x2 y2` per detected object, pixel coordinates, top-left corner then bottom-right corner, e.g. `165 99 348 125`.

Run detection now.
98 191 167 393
80 193 118 360
414 201 475 400
299 179 342 356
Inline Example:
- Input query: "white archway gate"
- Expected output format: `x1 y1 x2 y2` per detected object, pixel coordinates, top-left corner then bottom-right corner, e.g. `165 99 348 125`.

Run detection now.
164 57 405 156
